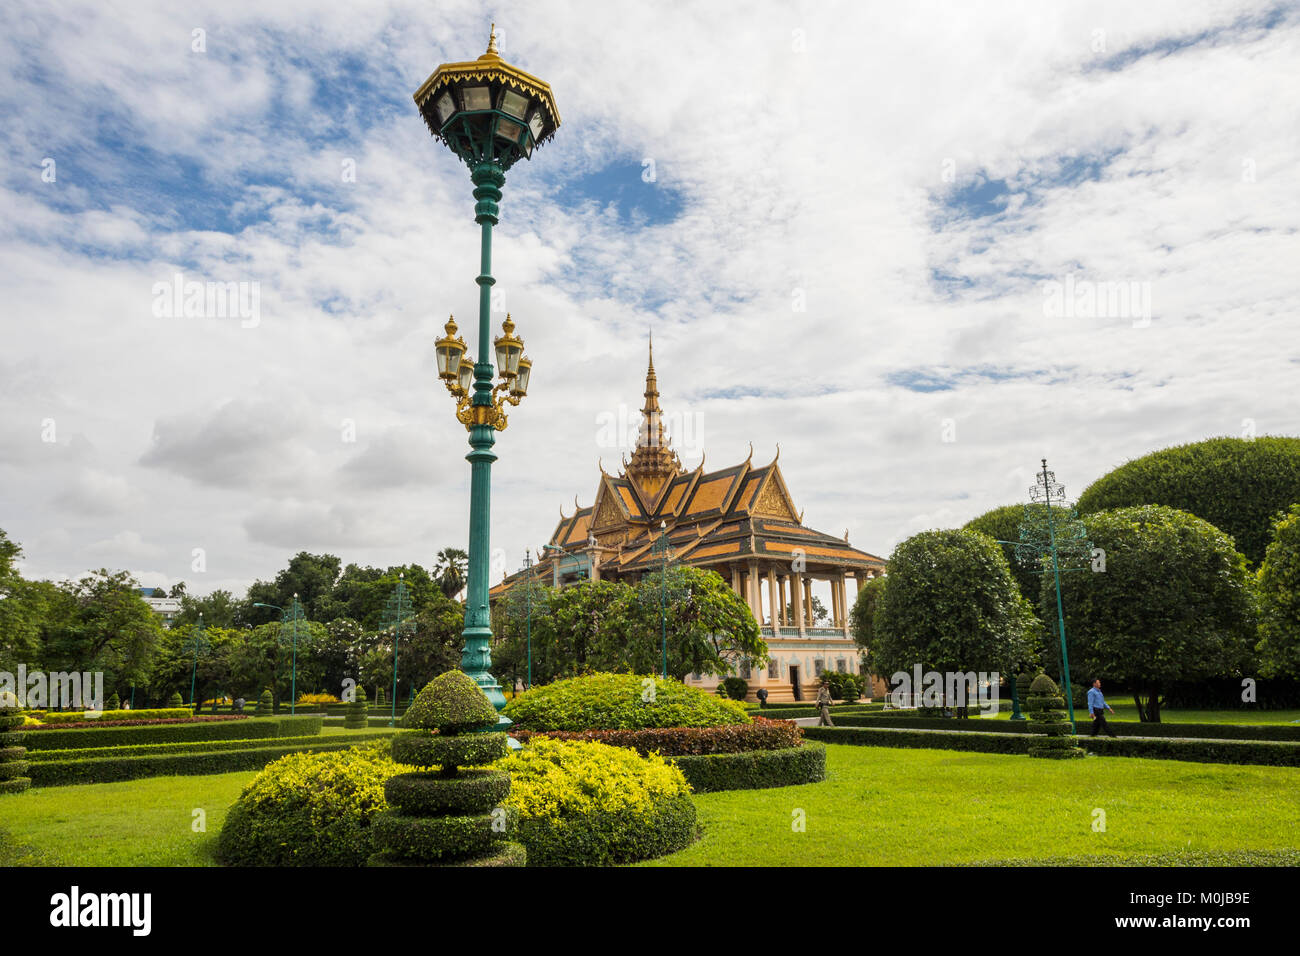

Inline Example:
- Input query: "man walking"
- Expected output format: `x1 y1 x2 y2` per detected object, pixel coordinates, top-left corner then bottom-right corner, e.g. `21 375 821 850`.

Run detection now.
816 678 834 727
1087 678 1116 737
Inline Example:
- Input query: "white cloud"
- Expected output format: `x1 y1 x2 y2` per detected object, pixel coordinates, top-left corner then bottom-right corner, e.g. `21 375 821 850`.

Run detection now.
0 0 1296 593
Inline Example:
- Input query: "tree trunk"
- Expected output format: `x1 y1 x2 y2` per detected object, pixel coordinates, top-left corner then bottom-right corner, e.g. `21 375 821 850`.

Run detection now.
1135 686 1162 722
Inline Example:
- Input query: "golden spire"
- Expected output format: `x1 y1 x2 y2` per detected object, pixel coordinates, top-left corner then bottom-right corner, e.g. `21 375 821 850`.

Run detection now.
625 334 683 498
479 23 501 60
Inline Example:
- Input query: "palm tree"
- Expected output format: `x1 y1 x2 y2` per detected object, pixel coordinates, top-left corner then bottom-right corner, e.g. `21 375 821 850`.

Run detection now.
432 548 468 600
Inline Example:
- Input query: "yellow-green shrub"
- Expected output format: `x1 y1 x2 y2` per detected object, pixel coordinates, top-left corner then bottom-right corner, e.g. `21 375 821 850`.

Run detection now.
495 737 696 865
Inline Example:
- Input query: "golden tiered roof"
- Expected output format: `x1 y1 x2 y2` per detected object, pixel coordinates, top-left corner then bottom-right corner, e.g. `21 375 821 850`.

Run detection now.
492 343 884 596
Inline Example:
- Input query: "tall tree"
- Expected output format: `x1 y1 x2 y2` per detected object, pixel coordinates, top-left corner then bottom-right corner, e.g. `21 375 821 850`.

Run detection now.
1255 504 1300 679
1050 505 1257 722
433 548 468 599
872 529 1039 705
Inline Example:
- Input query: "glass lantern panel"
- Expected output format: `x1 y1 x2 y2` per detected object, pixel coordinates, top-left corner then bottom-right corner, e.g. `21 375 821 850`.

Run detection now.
528 111 545 140
436 346 452 377
461 86 491 111
495 117 525 144
434 93 455 124
513 361 531 395
500 89 529 119
458 359 475 392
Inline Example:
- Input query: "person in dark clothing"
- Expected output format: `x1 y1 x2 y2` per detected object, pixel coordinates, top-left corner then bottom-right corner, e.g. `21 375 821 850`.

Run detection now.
1086 679 1116 737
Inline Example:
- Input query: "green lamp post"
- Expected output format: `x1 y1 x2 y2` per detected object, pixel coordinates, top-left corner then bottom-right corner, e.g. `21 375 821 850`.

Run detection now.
380 575 416 726
418 25 560 717
253 594 305 715
650 522 672 679
184 613 209 708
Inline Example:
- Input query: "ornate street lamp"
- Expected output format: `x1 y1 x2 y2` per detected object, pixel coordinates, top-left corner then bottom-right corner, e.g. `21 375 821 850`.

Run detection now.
1009 460 1093 731
381 574 417 726
183 613 209 709
416 25 560 716
253 594 305 715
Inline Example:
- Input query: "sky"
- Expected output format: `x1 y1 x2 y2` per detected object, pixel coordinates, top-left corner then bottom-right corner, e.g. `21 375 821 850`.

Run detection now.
1 0 1297 600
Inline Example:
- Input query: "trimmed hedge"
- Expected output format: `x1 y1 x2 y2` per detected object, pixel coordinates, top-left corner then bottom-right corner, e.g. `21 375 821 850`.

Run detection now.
37 707 193 724
803 725 1300 766
803 725 1028 755
25 732 386 763
671 741 826 793
369 808 516 862
831 714 1300 742
509 716 802 757
23 715 320 753
513 792 696 867
28 739 369 787
369 841 527 868
738 704 880 721
384 770 511 816
390 731 509 770
217 744 407 867
22 718 274 751
505 673 750 731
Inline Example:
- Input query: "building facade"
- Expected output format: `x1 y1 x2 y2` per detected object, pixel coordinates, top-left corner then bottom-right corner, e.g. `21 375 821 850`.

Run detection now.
492 343 886 702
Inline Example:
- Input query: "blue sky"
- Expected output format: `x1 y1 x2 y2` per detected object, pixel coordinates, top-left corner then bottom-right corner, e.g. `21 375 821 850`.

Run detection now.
1 0 1297 601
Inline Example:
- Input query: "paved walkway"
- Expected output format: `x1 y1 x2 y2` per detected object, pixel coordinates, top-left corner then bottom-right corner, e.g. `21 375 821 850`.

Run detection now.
793 718 1289 743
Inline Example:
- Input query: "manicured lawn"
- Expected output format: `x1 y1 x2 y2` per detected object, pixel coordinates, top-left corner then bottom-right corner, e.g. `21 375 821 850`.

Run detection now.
0 771 255 866
645 743 1300 866
5 742 1299 867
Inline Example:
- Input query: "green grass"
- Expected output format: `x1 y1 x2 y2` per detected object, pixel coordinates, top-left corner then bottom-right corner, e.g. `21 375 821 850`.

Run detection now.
5 742 1298 867
643 743 1300 866
0 771 255 866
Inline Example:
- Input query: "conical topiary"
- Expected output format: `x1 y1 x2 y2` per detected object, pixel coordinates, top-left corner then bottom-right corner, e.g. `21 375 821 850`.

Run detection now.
344 685 369 729
376 687 386 709
105 692 121 712
0 698 31 795
1015 672 1034 710
166 691 184 709
255 689 273 716
369 671 524 867
402 671 499 733
1026 674 1084 759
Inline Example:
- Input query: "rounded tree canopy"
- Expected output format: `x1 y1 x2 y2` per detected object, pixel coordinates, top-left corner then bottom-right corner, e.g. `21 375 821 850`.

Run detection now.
1076 436 1300 566
402 670 498 734
1051 504 1256 688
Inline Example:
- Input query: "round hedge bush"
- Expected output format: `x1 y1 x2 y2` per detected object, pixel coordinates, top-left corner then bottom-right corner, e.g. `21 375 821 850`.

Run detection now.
402 670 498 733
217 743 414 866
494 736 697 866
384 770 511 816
504 673 750 731
368 807 516 862
390 731 509 771
1076 436 1300 566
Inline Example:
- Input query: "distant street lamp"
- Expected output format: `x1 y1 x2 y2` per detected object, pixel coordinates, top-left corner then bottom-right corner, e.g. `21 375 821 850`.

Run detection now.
183 613 209 708
253 593 305 715
381 574 416 727
650 521 673 679
1008 460 1094 731
417 25 560 717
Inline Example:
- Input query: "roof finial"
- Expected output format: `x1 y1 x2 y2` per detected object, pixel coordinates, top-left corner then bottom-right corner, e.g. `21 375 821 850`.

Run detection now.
486 23 499 56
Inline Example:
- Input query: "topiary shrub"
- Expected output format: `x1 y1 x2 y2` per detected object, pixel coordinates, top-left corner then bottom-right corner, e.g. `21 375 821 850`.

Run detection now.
1026 674 1083 759
504 673 751 731
166 692 184 709
402 671 499 733
720 677 750 701
822 671 861 702
105 692 121 712
217 742 409 866
494 736 696 866
370 670 523 867
344 686 368 729
0 703 31 795
254 689 273 716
